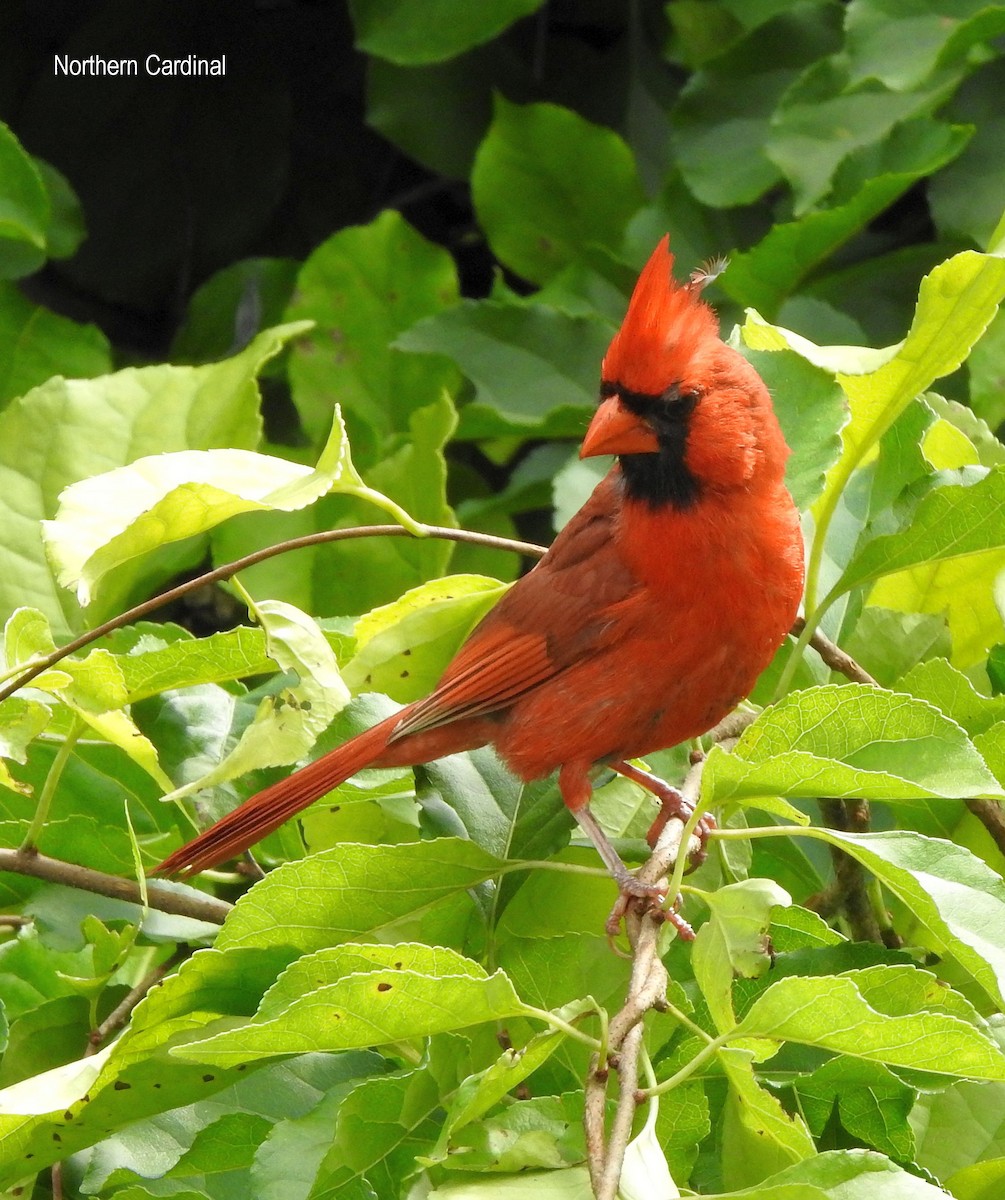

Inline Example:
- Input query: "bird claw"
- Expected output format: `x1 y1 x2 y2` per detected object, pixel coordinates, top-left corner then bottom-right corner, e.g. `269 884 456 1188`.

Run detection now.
605 883 696 940
645 789 716 874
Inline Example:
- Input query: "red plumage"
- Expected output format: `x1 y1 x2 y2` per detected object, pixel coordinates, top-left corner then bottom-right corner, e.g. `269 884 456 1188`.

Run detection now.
154 237 804 891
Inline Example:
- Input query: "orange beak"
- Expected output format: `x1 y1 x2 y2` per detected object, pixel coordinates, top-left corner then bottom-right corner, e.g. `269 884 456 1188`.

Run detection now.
580 395 660 459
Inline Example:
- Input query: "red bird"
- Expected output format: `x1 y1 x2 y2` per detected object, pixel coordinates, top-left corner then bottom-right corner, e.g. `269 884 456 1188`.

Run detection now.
154 238 804 917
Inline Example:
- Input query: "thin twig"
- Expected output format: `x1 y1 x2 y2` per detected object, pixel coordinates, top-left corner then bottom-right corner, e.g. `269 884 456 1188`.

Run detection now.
87 948 187 1054
0 524 547 703
967 798 1005 861
795 617 878 686
815 798 881 943
0 849 230 924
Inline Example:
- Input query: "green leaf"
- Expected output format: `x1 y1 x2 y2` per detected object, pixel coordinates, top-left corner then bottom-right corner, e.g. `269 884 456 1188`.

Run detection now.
718 1045 816 1188
721 1147 971 1198
427 1166 593 1197
348 0 545 65
422 749 571 875
809 829 1005 1008
841 462 1005 667
0 320 294 636
0 281 110 408
472 98 645 286
692 879 790 1034
724 120 971 316
738 344 847 509
258 1064 440 1199
438 1093 584 1173
171 257 300 364
42 396 421 608
216 838 504 953
173 944 528 1067
931 59 1005 249
494 858 632 1013
31 159 86 263
397 299 610 438
2 608 174 790
737 973 1005 1077
766 57 961 213
834 465 1005 598
0 945 287 1187
210 394 456 618
702 683 1003 810
0 121 50 279
746 246 1005 505
946 1158 1005 1200
285 210 459 453
0 695 50 774
795 1057 915 1161
430 1020 577 1155
845 0 1005 92
161 598 349 804
343 574 506 703
113 624 277 704
843 607 950 687
900 658 1005 737
670 5 841 207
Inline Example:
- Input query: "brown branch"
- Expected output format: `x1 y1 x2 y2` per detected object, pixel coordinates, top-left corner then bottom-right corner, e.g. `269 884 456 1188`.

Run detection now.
793 617 878 686
87 948 187 1054
584 745 717 1199
0 524 547 703
0 848 230 925
812 798 882 943
967 798 1005 861
795 624 1005 870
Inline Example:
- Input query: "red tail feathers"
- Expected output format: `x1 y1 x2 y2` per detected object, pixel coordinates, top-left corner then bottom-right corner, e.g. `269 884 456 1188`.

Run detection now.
152 714 400 877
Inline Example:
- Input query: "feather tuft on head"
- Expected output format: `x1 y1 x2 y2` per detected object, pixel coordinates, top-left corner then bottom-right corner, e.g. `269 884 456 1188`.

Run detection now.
602 236 720 396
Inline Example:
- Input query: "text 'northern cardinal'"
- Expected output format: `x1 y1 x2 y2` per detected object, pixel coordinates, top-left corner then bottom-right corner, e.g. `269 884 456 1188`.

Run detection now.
155 237 805 921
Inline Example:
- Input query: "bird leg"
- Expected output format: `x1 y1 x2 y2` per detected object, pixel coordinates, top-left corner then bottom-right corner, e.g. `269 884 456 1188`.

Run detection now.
611 759 716 866
571 804 671 937
561 762 671 937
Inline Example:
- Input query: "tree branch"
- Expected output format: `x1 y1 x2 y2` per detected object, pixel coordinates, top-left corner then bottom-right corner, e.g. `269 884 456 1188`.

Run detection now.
794 617 878 686
87 948 188 1053
0 848 231 925
584 743 716 1199
0 524 548 703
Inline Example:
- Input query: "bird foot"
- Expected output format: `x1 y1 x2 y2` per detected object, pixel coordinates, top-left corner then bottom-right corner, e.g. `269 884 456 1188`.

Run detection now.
649 804 717 874
612 760 716 870
604 879 696 940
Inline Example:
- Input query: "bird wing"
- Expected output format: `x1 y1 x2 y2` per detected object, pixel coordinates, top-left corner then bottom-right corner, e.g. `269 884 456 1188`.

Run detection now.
391 470 639 741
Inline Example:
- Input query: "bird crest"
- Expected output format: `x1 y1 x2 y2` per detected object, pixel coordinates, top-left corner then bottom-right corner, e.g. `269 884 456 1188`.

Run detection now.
602 236 721 396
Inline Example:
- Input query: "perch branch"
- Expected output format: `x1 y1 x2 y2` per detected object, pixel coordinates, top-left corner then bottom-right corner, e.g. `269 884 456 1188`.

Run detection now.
0 848 231 925
0 524 548 703
792 617 878 686
583 733 723 1200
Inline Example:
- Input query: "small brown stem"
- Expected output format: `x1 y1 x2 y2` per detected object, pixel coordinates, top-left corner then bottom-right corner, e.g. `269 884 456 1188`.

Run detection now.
584 752 711 1198
0 914 32 928
967 798 1005 861
87 949 186 1054
0 849 230 925
792 617 878 686
818 797 882 943
0 524 547 704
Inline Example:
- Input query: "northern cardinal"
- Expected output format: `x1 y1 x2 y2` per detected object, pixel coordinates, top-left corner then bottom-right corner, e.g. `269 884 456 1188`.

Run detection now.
154 238 804 921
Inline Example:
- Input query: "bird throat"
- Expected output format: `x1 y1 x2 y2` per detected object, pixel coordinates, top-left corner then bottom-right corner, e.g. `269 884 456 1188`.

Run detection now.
614 387 700 510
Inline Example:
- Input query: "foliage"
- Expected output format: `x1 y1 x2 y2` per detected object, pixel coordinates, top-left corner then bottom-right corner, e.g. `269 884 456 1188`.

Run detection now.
1 2 1005 1198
